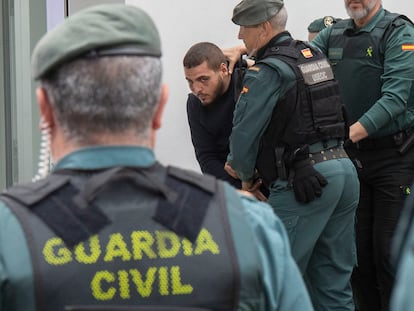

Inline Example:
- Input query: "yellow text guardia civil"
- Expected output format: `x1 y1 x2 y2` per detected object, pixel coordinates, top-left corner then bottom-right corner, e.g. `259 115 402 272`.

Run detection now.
42 228 220 300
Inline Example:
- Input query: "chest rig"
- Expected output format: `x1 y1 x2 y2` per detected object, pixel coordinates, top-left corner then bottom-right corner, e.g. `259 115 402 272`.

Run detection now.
256 39 346 185
327 11 413 125
0 164 242 311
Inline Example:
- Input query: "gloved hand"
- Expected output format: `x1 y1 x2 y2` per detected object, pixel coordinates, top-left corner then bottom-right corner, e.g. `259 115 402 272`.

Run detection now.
292 158 328 203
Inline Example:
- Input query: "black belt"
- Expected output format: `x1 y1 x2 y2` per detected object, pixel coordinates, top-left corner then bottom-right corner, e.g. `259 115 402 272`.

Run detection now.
353 128 414 151
309 147 348 165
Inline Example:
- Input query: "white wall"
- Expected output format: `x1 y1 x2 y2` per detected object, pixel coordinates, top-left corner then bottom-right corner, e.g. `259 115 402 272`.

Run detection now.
126 0 414 172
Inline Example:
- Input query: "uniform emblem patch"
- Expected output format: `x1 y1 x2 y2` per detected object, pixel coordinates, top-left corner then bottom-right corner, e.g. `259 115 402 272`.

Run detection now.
248 66 260 72
301 48 313 59
242 86 249 94
366 46 373 57
324 16 335 27
402 44 414 51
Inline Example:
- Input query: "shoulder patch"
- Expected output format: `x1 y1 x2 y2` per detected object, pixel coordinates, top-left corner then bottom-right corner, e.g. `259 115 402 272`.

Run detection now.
248 66 260 72
301 48 313 58
402 44 414 51
324 16 335 27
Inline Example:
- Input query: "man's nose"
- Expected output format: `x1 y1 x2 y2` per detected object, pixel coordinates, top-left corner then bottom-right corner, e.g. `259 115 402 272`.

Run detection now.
238 27 244 39
192 82 202 94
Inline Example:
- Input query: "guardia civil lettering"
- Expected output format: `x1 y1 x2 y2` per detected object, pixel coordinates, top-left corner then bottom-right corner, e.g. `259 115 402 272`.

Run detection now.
300 59 331 74
41 228 220 300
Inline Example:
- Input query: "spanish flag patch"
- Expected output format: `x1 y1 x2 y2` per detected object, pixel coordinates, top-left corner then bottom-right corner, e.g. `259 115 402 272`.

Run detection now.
248 66 260 72
402 44 414 51
242 86 249 94
301 48 313 58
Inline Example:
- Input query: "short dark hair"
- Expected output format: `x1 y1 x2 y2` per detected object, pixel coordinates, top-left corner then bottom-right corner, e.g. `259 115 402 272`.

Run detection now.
183 42 227 71
41 56 162 145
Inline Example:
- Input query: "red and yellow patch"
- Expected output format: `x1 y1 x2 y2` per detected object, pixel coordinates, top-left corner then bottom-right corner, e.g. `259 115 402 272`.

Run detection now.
242 86 249 94
301 48 313 58
402 44 414 51
248 66 260 72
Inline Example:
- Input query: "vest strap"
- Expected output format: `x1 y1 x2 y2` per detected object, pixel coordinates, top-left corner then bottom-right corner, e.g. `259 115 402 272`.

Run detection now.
70 165 178 209
2 164 218 246
154 166 215 243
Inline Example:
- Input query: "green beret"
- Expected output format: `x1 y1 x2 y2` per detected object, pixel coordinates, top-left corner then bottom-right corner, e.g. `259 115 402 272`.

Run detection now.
32 4 161 79
307 16 341 33
232 0 284 26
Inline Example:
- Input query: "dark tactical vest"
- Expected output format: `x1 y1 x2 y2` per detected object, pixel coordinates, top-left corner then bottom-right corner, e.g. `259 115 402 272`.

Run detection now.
327 11 414 127
256 39 346 185
0 164 246 311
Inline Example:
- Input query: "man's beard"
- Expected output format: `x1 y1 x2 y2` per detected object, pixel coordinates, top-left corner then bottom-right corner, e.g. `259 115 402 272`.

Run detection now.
346 0 377 21
207 77 226 105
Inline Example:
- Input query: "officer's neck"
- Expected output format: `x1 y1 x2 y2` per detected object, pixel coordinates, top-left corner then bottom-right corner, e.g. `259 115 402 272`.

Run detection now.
51 128 152 163
256 31 290 60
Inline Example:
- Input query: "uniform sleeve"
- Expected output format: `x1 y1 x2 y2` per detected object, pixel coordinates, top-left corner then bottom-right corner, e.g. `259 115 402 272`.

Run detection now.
390 183 414 310
0 200 35 311
186 95 240 187
310 26 331 54
227 65 283 182
391 252 414 311
359 21 414 134
240 196 314 310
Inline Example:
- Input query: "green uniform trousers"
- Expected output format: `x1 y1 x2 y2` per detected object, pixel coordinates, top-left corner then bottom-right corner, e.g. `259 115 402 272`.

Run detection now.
268 158 359 311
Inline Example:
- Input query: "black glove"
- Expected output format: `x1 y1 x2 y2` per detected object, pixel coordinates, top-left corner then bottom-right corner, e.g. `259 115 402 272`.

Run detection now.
292 158 328 203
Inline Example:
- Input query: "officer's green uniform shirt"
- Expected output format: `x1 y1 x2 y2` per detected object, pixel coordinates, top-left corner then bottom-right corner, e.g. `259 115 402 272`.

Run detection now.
0 146 313 311
226 31 359 311
312 7 414 137
227 33 296 182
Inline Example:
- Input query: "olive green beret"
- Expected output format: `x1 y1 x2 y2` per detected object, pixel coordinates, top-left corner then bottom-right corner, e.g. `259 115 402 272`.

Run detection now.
32 4 161 79
307 16 341 33
232 0 284 26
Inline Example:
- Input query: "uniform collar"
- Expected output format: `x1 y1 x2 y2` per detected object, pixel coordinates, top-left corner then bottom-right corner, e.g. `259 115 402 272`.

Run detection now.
53 145 156 171
256 31 292 60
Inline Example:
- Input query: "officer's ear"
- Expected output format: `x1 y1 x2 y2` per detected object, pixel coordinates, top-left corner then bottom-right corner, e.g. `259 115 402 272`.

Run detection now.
261 21 272 36
152 84 169 131
36 87 55 128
